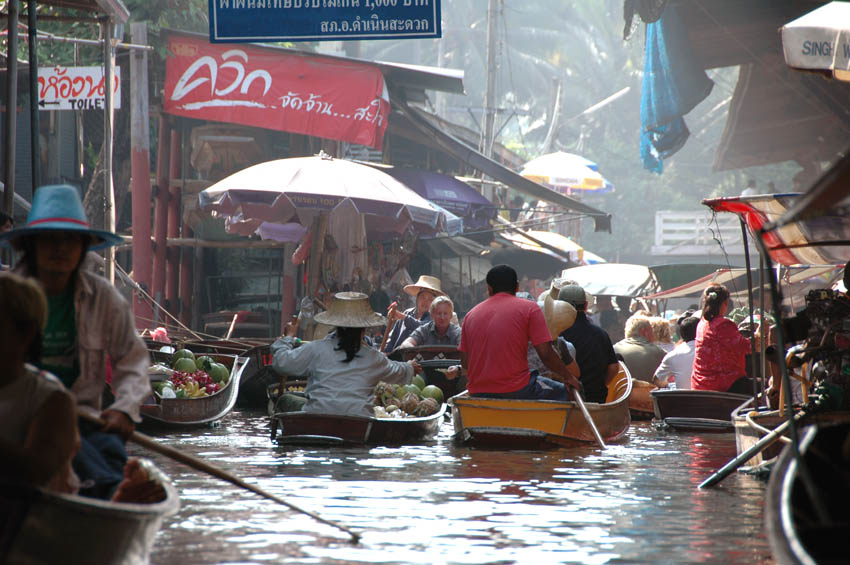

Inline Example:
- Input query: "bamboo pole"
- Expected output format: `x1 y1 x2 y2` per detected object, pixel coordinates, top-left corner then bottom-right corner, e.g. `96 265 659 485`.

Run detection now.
79 412 361 542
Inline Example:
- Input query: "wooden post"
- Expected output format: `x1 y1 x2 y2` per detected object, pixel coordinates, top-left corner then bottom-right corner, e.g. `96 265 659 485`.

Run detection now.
281 243 296 334
166 127 181 313
130 22 153 327
4 0 19 216
102 19 116 283
152 116 171 322
306 214 327 303
27 0 39 192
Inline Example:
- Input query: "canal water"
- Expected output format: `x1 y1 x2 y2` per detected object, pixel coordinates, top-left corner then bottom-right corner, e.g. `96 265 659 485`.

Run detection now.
137 410 772 564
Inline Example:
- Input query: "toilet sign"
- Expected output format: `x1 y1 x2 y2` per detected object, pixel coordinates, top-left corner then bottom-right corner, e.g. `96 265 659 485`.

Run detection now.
37 66 121 111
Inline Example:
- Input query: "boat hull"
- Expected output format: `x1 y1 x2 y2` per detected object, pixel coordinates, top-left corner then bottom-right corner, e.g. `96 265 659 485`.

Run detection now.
732 398 788 467
765 416 850 565
449 363 632 448
141 354 248 427
272 403 446 446
650 389 750 432
629 379 656 420
0 462 179 564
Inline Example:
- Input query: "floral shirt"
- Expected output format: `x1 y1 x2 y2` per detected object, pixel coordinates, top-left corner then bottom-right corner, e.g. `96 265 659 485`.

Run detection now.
691 317 750 392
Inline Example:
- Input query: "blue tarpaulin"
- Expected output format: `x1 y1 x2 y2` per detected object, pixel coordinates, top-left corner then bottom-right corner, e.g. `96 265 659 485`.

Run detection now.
640 6 714 173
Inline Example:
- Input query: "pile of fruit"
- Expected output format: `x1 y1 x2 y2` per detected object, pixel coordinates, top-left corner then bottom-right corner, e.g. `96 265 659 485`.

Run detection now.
151 349 231 399
372 375 444 418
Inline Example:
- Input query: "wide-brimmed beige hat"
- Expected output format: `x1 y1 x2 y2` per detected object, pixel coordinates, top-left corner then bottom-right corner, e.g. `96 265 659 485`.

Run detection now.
543 290 577 340
403 275 445 298
313 292 387 328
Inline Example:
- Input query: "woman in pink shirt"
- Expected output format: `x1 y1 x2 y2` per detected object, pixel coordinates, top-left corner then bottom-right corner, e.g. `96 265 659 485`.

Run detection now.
691 283 757 393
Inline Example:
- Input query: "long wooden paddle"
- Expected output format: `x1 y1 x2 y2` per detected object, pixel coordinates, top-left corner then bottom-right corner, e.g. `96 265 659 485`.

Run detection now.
80 412 360 543
698 409 805 489
378 302 397 353
573 388 606 449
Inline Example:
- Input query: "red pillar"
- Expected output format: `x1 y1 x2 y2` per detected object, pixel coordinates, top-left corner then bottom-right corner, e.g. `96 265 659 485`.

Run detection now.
152 116 171 324
179 225 194 327
130 132 153 329
166 128 181 316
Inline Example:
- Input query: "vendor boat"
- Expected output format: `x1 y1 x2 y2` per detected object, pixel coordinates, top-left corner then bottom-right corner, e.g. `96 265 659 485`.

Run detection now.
650 388 750 432
448 362 632 449
172 339 275 410
270 403 446 446
141 353 249 428
0 461 179 564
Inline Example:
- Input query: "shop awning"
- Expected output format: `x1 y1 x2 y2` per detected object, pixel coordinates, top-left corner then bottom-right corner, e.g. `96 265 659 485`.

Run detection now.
497 230 585 264
557 263 656 297
644 265 843 300
703 193 850 266
396 102 613 233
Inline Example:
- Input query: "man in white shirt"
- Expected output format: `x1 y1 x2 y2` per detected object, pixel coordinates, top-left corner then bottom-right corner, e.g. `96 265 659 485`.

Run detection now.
653 315 699 389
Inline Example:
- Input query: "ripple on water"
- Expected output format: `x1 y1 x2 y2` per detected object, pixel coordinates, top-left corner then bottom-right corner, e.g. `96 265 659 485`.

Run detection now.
142 413 772 564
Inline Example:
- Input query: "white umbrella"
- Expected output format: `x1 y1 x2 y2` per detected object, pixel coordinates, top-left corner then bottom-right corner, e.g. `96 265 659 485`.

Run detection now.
520 151 614 193
199 153 446 241
782 1 850 82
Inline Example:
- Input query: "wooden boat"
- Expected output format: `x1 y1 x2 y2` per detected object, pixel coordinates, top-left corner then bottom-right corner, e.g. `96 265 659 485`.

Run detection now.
448 362 632 449
0 461 179 564
172 339 275 410
141 353 249 427
732 396 789 467
650 388 750 432
270 403 446 446
765 417 850 565
629 379 657 420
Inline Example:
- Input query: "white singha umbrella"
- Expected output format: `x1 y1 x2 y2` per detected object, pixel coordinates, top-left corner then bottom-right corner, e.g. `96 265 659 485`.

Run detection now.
782 1 850 82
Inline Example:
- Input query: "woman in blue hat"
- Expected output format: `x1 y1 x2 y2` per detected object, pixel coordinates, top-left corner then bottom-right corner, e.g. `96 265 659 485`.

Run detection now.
0 184 151 499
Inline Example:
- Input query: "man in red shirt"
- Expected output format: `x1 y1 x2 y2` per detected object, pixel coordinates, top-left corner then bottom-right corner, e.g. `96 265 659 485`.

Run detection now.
459 265 581 400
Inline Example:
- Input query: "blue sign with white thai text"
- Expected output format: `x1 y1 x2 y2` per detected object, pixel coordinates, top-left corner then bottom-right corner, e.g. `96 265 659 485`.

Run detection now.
209 0 441 43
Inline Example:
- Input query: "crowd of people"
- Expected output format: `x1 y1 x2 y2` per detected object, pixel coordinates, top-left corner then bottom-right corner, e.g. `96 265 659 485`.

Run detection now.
269 263 767 419
2 185 774 502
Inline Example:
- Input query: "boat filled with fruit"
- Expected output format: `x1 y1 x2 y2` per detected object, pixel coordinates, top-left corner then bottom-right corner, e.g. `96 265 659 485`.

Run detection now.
270 375 446 446
141 347 249 428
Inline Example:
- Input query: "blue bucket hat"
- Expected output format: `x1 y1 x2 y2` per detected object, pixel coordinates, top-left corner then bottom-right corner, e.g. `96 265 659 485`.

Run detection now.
0 184 124 251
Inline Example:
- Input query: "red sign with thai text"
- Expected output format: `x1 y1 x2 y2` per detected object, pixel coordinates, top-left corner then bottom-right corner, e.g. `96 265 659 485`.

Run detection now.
163 33 390 149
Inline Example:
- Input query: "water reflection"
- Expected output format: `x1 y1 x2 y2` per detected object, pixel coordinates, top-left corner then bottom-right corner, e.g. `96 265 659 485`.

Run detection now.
138 413 772 564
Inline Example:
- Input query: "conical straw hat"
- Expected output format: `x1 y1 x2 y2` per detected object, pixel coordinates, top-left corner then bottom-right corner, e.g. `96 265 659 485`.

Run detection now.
403 275 445 297
543 292 577 340
313 292 387 328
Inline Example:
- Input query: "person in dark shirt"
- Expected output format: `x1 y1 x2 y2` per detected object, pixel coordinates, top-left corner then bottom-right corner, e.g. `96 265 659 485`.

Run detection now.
558 284 619 403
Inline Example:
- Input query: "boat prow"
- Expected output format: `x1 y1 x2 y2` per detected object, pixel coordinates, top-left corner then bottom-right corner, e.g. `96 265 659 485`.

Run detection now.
449 363 632 448
0 460 179 564
651 388 750 432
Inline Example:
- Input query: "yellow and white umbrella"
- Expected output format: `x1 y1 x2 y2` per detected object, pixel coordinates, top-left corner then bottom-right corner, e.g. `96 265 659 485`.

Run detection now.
520 151 614 194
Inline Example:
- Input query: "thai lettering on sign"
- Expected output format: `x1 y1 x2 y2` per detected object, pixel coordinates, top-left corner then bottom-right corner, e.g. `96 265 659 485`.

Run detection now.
164 33 390 148
209 0 441 42
37 66 121 111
